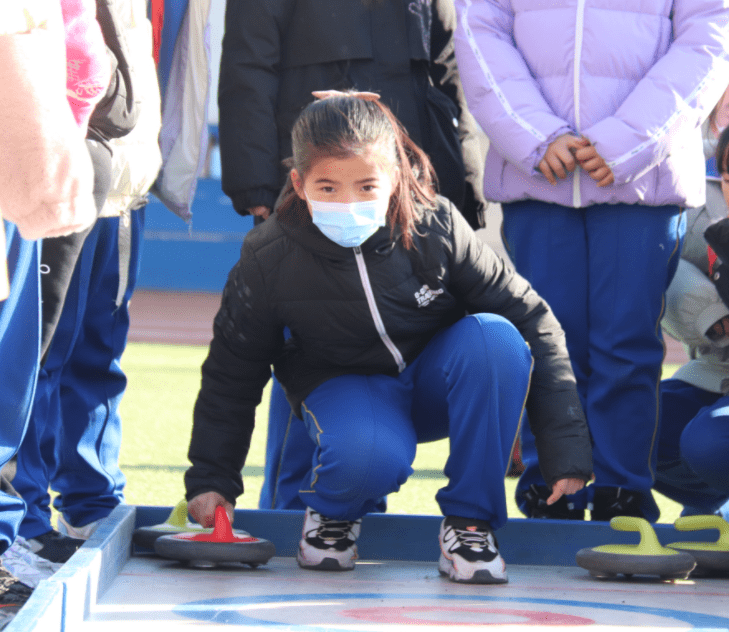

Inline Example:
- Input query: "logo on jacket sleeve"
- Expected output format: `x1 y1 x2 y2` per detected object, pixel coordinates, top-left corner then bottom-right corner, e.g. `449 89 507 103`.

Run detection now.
415 284 444 308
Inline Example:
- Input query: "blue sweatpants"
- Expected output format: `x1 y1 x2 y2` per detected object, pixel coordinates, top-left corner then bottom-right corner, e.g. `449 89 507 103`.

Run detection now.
260 376 390 513
654 379 729 515
14 211 144 538
290 314 531 527
0 222 40 553
502 201 684 522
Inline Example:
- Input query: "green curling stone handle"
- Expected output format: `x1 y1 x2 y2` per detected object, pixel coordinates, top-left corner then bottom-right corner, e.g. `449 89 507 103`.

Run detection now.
670 514 729 552
165 499 190 529
594 517 680 556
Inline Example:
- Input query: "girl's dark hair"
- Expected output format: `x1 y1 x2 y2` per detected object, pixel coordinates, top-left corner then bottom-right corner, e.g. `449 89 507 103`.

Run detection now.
717 123 729 175
278 94 437 249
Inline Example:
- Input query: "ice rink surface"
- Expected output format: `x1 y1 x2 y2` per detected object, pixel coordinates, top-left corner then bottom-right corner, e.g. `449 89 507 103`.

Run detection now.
13 505 728 631
83 553 729 631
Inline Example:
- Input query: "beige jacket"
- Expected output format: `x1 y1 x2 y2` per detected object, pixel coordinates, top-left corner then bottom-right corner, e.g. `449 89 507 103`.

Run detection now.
0 1 97 240
0 1 97 298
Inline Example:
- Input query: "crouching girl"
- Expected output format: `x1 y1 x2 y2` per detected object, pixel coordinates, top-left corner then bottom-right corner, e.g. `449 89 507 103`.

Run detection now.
184 93 592 584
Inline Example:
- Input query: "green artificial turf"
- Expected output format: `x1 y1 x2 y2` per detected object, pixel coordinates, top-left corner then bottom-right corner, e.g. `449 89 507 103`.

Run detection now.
112 342 684 523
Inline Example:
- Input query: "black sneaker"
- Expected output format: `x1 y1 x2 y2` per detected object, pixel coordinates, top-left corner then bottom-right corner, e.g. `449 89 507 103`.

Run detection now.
27 530 84 564
521 484 585 520
0 559 33 630
589 486 644 521
296 507 361 571
438 516 508 584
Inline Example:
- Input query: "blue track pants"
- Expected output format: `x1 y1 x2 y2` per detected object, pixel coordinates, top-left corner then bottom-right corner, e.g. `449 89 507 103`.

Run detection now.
260 378 388 514
14 211 144 537
654 379 729 516
287 314 531 527
0 222 40 553
502 201 684 521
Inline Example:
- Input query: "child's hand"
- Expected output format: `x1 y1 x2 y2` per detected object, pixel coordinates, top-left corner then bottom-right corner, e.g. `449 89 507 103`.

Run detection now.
187 491 234 528
546 477 586 505
538 134 590 185
573 143 615 187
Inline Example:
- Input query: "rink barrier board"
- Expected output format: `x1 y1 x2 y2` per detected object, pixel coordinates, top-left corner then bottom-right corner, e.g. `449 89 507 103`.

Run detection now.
7 504 721 632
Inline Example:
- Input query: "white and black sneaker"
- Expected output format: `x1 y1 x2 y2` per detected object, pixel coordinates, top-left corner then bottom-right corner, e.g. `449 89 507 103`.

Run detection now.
438 516 508 584
297 507 361 571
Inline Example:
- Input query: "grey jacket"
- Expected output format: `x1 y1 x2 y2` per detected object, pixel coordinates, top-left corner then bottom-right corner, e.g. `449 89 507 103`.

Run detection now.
663 180 729 395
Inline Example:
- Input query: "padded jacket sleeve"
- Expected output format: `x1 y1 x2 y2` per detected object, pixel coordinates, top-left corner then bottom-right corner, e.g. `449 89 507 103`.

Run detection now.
185 242 283 503
583 0 729 185
218 0 290 215
430 0 486 227
452 0 572 177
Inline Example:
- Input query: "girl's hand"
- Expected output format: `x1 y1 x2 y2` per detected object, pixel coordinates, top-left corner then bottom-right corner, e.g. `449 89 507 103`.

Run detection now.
538 134 590 185
573 144 615 187
187 491 234 528
546 478 586 505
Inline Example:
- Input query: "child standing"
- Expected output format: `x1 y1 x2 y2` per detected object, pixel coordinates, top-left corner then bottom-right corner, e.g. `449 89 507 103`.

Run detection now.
453 0 729 521
184 94 592 584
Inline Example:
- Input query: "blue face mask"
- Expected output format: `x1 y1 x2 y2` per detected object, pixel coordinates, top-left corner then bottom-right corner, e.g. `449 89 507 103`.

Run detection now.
308 197 389 248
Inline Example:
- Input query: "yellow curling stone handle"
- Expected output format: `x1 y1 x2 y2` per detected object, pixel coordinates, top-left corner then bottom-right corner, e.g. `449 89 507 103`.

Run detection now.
594 516 683 556
164 499 190 528
669 515 729 553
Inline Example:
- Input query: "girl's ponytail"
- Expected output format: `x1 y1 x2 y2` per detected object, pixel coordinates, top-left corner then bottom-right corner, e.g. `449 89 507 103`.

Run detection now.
372 100 437 249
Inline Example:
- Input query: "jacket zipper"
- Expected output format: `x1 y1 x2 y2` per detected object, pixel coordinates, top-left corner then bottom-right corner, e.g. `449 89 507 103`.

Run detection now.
573 0 586 208
353 246 407 373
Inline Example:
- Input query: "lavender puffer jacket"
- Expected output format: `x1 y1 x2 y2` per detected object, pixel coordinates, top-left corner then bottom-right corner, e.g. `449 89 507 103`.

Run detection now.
453 0 729 209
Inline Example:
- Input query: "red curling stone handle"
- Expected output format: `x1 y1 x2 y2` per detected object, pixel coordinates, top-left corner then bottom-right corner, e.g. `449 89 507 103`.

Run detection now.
174 505 258 543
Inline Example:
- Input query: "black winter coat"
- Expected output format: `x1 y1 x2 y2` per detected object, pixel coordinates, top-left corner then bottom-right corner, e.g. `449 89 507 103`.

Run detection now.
185 199 593 504
217 0 487 229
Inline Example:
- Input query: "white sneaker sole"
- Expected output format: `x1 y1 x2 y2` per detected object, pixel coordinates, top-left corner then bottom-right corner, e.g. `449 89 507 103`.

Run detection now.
296 547 357 571
438 553 508 584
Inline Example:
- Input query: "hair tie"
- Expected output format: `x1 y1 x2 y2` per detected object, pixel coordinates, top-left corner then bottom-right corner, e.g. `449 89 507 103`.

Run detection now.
311 90 381 102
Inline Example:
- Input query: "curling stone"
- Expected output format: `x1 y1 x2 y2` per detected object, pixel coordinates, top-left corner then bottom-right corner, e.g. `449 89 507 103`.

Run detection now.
667 515 729 575
154 505 276 568
132 499 250 550
576 516 696 580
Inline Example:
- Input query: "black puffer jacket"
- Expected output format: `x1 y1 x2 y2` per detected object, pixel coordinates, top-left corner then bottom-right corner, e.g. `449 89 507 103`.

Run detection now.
185 199 593 503
218 0 486 228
